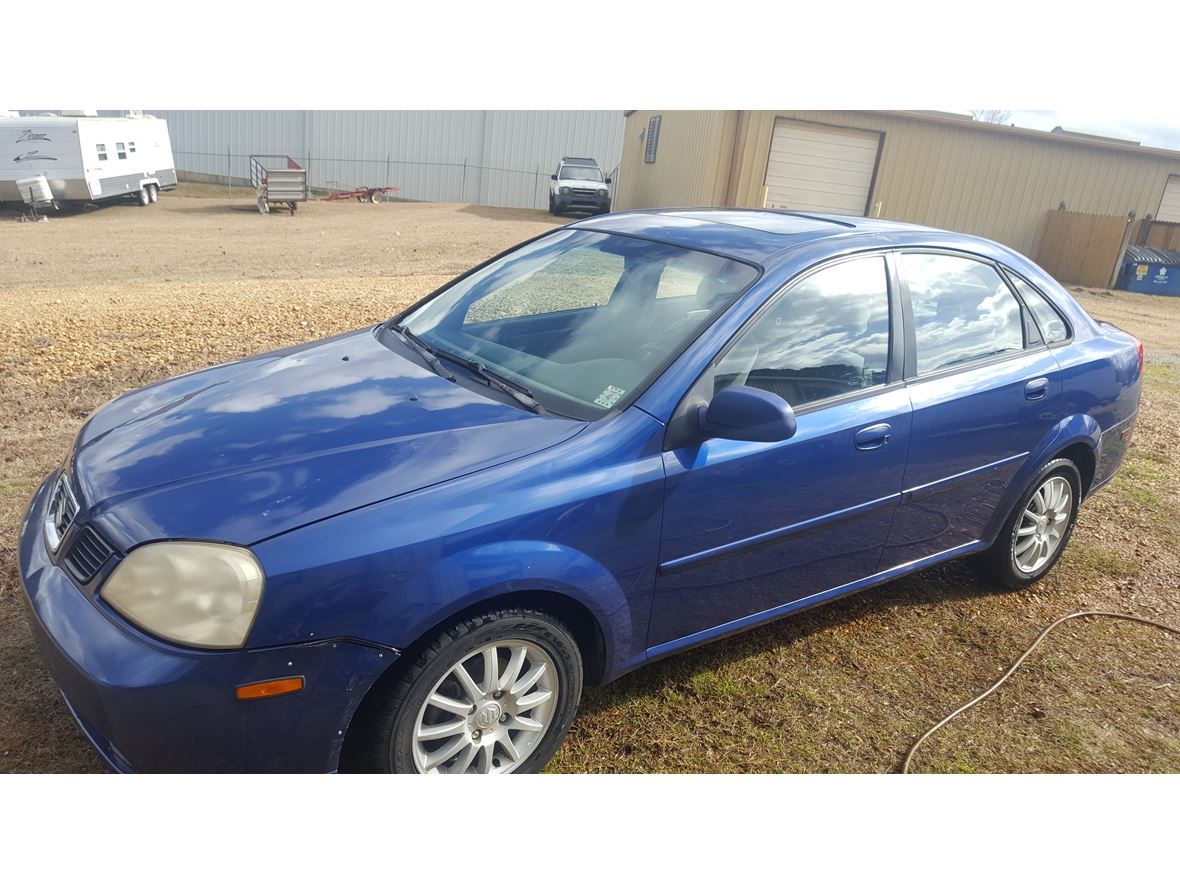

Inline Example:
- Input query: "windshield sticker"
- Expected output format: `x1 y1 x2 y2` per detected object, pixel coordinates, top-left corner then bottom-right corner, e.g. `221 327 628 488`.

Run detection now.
594 385 627 409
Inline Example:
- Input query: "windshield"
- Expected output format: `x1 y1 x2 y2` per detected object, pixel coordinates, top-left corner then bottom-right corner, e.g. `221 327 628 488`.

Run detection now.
559 165 603 182
397 230 759 419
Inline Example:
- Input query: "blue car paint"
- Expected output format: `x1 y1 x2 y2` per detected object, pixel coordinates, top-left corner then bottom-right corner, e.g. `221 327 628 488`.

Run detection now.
18 208 1142 772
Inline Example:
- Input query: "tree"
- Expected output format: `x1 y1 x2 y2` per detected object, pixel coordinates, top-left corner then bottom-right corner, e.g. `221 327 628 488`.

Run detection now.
971 110 1012 124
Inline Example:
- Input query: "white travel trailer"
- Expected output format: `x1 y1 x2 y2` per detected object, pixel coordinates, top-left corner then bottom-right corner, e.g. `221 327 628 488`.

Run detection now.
0 113 177 208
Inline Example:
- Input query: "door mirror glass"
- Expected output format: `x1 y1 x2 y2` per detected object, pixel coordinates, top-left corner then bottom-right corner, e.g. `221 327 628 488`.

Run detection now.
699 386 797 443
551 174 558 180
605 177 612 184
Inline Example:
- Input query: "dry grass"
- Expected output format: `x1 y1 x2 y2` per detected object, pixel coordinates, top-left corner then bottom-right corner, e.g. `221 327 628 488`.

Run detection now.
1 194 1177 773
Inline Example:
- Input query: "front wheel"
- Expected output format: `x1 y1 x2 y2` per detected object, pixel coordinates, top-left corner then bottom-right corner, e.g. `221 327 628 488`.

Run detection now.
347 607 583 773
973 458 1081 589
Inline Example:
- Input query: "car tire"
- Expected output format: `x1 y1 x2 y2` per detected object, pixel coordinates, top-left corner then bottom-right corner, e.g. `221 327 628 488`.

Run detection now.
347 606 583 774
973 457 1082 590
548 195 557 216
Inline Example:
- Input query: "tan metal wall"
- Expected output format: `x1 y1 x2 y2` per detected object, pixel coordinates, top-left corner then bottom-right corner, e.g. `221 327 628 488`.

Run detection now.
621 110 1180 258
616 110 737 210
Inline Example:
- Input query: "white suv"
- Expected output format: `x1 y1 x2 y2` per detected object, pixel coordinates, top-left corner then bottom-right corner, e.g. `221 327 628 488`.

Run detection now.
549 156 611 216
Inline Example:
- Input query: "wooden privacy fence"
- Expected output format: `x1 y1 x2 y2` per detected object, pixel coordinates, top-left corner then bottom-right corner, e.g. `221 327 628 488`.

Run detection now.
1036 209 1132 288
1135 219 1180 252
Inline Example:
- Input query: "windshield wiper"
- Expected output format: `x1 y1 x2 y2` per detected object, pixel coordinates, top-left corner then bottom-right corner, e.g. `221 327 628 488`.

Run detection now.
387 322 456 382
438 351 545 414
387 322 544 414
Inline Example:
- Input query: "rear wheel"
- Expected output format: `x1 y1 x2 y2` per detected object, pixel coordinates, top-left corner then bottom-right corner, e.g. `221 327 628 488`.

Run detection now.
347 607 583 773
973 458 1081 589
137 187 150 207
147 184 159 203
370 190 383 204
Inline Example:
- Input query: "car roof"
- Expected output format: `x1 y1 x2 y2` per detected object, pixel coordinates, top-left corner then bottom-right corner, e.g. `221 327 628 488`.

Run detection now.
571 208 996 265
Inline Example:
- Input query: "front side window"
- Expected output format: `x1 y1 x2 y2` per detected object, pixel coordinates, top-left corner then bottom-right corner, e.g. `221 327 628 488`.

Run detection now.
116 142 127 160
96 143 107 161
1010 275 1069 344
713 255 891 408
400 230 759 419
903 253 1023 375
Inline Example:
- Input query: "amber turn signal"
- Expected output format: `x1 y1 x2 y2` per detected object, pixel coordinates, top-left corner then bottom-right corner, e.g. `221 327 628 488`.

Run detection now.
235 676 305 700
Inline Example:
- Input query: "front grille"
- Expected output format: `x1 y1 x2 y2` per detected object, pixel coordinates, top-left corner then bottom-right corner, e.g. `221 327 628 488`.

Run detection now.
64 525 115 584
45 474 79 551
572 188 599 196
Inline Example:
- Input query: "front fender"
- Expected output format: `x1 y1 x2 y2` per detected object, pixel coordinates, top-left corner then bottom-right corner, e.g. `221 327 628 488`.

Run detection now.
983 413 1100 543
382 540 632 675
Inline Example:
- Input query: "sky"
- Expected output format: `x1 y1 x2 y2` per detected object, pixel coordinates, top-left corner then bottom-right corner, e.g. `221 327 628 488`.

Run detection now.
961 111 1180 152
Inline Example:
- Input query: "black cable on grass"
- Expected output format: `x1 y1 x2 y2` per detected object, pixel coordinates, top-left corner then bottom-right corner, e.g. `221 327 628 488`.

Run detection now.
902 611 1180 774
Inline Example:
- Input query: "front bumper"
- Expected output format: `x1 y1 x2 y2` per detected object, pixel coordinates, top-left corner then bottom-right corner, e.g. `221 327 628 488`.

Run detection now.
18 473 396 773
556 192 609 213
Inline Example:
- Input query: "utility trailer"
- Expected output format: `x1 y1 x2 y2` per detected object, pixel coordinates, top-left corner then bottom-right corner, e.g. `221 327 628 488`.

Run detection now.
0 112 176 209
250 155 309 215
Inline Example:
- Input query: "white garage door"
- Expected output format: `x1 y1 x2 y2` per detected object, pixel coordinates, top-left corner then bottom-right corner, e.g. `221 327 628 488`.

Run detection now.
1158 175 1180 223
763 119 881 216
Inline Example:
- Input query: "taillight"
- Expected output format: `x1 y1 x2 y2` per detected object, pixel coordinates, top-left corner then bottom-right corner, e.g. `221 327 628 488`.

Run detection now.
1137 340 1144 376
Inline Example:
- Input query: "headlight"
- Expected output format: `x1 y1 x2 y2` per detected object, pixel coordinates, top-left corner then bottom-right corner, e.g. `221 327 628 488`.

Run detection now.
598 188 608 197
102 542 264 649
560 186 570 195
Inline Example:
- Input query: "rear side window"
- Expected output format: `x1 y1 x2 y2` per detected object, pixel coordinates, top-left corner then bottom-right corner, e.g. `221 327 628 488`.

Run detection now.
116 142 127 160
1010 276 1069 344
902 253 1023 375
714 255 891 407
96 143 107 160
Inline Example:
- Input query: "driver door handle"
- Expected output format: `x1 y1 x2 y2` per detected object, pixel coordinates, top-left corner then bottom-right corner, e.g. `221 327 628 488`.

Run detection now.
854 423 892 451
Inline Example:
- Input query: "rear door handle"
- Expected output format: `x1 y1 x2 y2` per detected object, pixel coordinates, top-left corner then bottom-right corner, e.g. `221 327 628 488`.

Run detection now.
854 423 892 451
1025 377 1049 400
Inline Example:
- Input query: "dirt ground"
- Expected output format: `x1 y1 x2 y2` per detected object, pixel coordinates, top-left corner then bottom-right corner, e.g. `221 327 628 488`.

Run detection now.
1 186 1177 773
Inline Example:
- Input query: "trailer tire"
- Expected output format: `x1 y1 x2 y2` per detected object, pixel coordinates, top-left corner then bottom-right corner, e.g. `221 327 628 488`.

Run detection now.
370 190 383 204
147 184 159 204
257 196 269 215
138 188 151 207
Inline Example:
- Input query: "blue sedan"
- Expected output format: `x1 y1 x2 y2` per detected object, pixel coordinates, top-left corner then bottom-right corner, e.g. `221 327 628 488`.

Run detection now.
19 209 1142 773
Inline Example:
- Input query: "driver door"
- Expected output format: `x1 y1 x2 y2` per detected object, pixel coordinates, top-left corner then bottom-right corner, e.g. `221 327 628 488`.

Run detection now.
648 254 912 651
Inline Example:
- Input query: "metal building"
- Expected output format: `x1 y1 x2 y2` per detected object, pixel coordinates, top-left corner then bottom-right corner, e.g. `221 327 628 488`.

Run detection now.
146 110 625 210
616 110 1180 256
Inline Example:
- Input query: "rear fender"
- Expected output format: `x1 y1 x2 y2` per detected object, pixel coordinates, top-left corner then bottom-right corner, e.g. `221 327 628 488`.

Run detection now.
982 413 1100 544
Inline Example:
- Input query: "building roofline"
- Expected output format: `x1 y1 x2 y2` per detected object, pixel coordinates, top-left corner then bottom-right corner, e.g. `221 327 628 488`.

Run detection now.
878 110 1180 161
620 109 1180 161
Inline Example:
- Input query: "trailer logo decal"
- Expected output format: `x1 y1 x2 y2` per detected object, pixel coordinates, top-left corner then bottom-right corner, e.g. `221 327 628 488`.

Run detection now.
13 150 58 163
16 129 52 143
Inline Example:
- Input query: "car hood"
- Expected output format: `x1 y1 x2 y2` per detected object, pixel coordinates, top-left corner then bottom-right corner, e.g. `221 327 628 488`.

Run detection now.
71 327 585 547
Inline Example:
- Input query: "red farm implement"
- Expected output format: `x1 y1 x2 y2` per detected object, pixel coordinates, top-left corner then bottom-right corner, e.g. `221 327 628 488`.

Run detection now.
321 180 400 204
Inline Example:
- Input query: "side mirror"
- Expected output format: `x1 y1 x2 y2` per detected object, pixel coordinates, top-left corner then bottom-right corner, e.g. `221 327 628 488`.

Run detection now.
698 386 797 443
551 174 557 181
605 177 612 184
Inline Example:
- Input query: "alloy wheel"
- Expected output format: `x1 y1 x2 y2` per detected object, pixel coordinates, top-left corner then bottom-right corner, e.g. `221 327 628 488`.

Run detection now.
1013 475 1072 574
411 639 558 773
